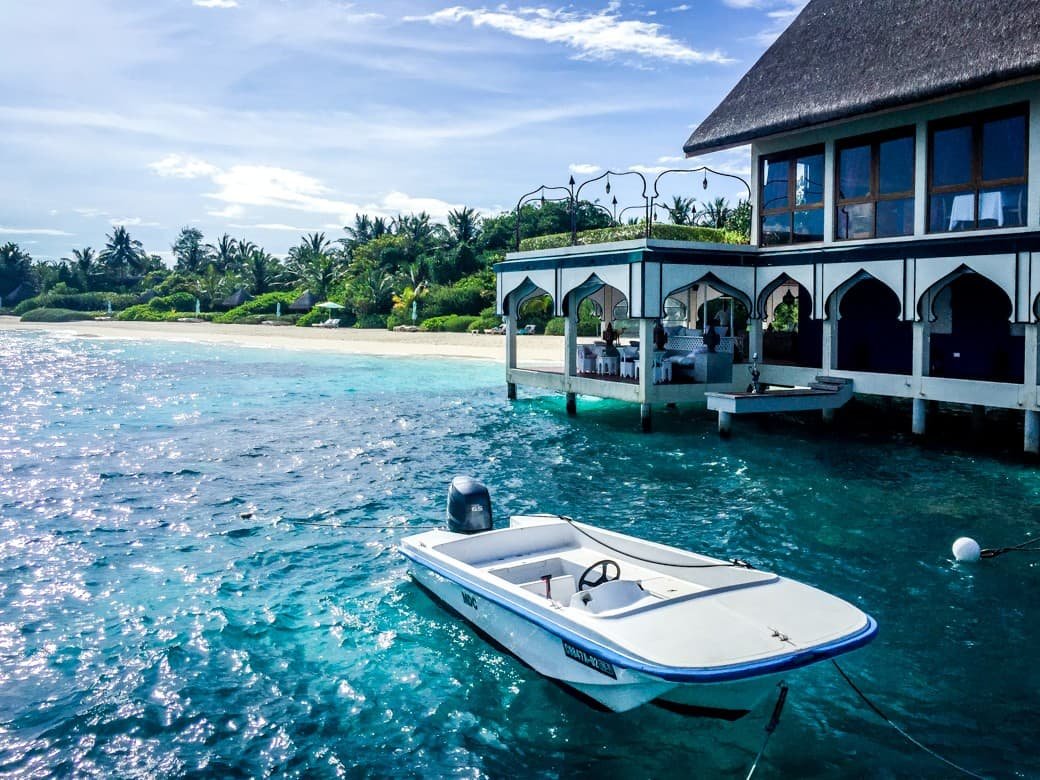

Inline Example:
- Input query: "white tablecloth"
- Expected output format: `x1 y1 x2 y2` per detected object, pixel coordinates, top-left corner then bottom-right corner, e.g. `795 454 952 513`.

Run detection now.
948 191 1003 229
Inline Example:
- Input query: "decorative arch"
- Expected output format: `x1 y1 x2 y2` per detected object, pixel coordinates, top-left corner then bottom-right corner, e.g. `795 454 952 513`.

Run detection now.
755 265 815 318
501 275 554 318
822 262 904 320
914 257 1017 323
757 272 814 320
662 272 753 314
836 275 912 374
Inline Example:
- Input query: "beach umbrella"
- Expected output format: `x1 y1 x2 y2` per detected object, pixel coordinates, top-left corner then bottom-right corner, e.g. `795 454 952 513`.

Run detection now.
276 301 281 318
316 301 345 310
195 298 201 316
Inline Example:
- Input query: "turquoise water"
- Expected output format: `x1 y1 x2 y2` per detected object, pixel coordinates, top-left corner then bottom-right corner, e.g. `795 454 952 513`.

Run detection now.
0 330 1037 778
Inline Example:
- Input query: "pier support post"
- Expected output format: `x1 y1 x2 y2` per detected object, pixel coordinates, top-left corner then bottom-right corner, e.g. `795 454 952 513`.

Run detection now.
640 403 652 433
912 397 927 436
821 408 835 424
1025 410 1040 454
718 410 732 438
505 306 518 400
563 299 577 378
566 392 576 415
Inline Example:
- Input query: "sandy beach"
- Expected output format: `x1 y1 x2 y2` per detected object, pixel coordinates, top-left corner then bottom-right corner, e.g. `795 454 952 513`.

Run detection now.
0 316 564 363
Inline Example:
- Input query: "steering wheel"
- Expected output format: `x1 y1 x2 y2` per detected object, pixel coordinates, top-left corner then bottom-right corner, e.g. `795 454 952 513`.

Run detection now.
578 559 621 591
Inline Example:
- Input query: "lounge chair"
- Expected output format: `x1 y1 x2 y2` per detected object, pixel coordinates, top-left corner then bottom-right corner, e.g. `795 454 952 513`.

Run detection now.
312 318 340 328
520 324 537 335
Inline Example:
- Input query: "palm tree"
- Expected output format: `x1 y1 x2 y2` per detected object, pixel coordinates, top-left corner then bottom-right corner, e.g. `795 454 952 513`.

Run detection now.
207 234 239 274
286 233 342 300
244 247 284 295
446 207 480 249
61 247 97 290
665 196 697 226
172 226 212 275
699 197 732 229
0 242 33 295
99 226 147 280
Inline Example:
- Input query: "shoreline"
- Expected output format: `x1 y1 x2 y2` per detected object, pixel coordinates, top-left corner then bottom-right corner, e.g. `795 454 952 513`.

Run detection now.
0 316 564 363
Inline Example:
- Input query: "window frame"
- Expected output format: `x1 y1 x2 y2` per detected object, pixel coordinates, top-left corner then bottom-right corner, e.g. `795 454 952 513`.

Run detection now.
758 144 825 246
834 126 916 241
927 103 1029 233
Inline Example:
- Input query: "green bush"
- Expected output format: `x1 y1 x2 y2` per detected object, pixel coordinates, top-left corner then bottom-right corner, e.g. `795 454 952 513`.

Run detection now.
467 306 501 332
518 223 741 252
296 309 326 327
213 291 298 324
148 291 197 312
544 317 600 337
20 308 97 322
421 314 479 332
354 313 388 329
419 280 492 320
13 292 138 315
116 304 170 322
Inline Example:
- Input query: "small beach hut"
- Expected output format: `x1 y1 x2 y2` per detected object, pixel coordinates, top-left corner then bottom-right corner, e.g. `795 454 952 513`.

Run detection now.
222 288 253 309
289 291 318 312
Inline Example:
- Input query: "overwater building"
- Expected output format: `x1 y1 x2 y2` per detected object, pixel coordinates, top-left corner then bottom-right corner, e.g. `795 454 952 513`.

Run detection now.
494 0 1040 452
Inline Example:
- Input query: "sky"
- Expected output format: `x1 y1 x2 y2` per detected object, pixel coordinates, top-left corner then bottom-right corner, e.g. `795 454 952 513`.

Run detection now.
0 0 807 262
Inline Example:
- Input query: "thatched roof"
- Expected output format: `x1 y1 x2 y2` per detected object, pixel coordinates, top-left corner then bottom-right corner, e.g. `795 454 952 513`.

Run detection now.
3 283 33 305
684 0 1040 155
289 290 318 312
222 288 252 308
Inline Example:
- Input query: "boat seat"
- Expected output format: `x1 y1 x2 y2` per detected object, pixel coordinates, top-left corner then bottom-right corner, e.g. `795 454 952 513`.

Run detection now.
518 574 577 604
568 579 651 614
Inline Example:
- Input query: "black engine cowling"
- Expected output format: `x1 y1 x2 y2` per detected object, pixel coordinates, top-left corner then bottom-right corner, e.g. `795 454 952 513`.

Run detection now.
446 476 493 534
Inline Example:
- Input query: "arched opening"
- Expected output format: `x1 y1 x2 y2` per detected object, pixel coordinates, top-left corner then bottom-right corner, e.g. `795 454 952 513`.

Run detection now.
837 277 912 374
929 274 1023 383
760 279 821 367
664 281 750 361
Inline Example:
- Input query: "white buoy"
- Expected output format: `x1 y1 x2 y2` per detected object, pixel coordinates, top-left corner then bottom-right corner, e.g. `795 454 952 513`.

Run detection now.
952 537 981 562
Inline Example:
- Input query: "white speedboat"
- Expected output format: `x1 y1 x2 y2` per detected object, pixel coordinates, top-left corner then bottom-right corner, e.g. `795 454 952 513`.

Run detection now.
400 478 877 717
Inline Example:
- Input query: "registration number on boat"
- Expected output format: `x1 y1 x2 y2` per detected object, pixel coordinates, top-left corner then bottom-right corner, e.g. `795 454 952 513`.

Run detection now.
562 640 616 679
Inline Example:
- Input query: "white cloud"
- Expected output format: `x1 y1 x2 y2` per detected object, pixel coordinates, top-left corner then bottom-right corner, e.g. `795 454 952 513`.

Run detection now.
74 208 107 218
149 153 220 179
109 217 161 227
193 0 238 8
407 4 733 65
628 164 667 175
207 204 246 219
0 226 74 236
656 155 685 164
227 223 324 232
569 163 601 175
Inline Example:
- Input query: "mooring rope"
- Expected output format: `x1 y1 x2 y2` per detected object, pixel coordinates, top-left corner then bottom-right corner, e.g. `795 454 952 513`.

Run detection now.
558 516 754 569
980 534 1040 558
745 682 789 780
832 660 985 779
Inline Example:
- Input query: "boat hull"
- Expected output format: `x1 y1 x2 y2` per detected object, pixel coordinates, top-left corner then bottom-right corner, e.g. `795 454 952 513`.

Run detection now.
410 562 776 716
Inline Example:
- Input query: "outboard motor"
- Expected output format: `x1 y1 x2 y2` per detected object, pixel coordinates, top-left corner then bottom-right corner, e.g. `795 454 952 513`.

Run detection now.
446 476 493 534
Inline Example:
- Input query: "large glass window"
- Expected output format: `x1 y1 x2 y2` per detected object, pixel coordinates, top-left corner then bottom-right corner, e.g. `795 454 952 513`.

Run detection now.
759 147 824 245
929 105 1028 233
835 129 915 240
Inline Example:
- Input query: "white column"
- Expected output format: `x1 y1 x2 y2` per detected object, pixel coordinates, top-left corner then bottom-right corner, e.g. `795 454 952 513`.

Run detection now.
821 312 838 373
1024 323 1038 453
748 317 764 362
912 398 927 436
912 318 931 399
505 305 518 400
638 318 654 432
822 140 835 244
913 120 928 236
563 300 577 378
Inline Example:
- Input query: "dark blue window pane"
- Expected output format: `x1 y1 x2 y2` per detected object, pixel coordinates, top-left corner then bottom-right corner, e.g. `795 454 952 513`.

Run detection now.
761 214 790 245
796 154 824 205
932 125 972 187
793 209 824 242
982 115 1026 181
836 202 873 239
879 136 914 193
930 190 974 232
876 198 914 237
838 145 871 199
762 158 788 210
